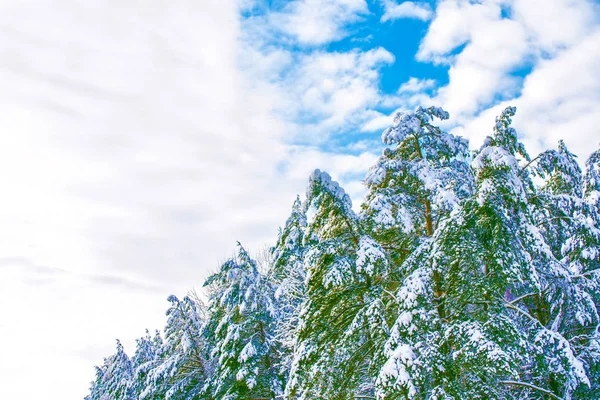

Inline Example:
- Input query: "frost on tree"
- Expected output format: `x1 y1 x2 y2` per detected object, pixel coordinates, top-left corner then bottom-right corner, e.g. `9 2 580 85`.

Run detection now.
287 170 392 399
202 243 281 399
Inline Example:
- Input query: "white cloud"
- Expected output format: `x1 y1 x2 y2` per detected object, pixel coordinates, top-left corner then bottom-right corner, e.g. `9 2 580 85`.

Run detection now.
361 76 438 131
417 0 499 63
381 1 433 22
241 41 395 142
242 1 398 145
0 0 382 398
512 27 600 161
281 145 379 202
270 0 368 45
422 0 600 161
362 111 394 132
0 1 390 397
437 21 528 115
292 47 395 131
512 0 598 53
398 77 437 93
417 1 529 116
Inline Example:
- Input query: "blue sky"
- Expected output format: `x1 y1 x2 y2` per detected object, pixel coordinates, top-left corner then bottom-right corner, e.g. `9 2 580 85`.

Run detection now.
237 0 600 166
0 1 598 399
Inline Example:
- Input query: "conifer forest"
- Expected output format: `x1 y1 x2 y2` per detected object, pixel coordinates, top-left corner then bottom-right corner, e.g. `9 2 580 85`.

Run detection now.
85 107 600 399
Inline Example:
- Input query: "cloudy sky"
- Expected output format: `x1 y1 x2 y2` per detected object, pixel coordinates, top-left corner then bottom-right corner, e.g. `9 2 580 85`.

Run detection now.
0 0 598 398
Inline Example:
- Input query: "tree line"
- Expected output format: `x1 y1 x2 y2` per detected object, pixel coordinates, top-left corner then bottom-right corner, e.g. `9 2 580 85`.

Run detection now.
86 106 600 399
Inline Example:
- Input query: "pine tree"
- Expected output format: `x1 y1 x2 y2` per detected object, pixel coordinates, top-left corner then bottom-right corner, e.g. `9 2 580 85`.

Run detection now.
269 196 308 383
87 340 134 400
131 330 163 398
485 106 530 162
362 106 473 255
142 295 207 400
360 106 475 354
579 148 600 287
527 140 600 398
567 147 600 398
286 170 391 399
376 107 591 399
202 243 281 399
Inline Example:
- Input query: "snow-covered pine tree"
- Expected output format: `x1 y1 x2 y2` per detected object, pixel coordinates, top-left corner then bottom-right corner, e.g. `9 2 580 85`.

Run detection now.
202 243 281 399
485 106 530 162
359 107 475 370
584 148 600 196
376 107 591 399
286 170 391 399
581 148 600 308
362 106 473 265
271 196 307 282
269 196 308 384
520 139 600 398
130 330 163 398
86 363 109 400
579 147 600 296
533 141 597 317
86 340 134 400
141 295 207 400
566 147 600 398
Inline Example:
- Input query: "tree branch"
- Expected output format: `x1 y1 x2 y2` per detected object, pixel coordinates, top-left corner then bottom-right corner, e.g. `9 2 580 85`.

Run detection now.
508 292 537 305
503 300 539 325
499 380 563 400
517 153 542 177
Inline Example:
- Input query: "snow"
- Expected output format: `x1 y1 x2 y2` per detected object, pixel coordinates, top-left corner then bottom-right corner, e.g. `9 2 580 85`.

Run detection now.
356 236 387 275
377 344 417 398
472 146 519 171
308 169 353 213
382 106 449 146
239 342 257 363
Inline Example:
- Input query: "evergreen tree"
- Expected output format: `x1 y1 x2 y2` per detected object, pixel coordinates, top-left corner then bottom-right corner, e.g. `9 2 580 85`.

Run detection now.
566 147 600 397
131 329 163 398
269 196 308 383
529 141 600 398
362 106 473 253
87 340 134 400
287 170 391 399
361 106 475 347
578 148 600 287
376 107 591 399
202 243 281 399
142 295 207 400
484 106 530 162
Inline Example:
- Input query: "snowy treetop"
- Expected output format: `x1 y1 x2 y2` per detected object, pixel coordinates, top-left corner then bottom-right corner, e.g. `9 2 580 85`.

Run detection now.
306 169 353 214
381 106 449 146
